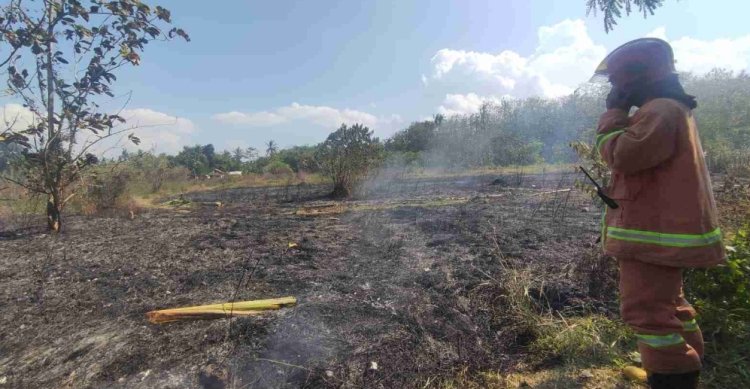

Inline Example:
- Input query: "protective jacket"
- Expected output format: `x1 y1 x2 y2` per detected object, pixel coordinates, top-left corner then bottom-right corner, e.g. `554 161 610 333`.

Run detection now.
596 98 726 268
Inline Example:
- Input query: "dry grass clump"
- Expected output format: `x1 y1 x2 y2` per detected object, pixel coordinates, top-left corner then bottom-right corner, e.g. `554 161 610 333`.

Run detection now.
452 260 634 388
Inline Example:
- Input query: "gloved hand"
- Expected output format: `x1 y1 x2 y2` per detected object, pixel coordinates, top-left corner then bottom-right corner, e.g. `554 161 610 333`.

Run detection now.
606 86 632 111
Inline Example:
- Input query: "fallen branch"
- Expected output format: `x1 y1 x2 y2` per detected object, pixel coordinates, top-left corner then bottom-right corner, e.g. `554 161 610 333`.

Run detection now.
146 296 297 324
255 358 311 371
529 189 572 197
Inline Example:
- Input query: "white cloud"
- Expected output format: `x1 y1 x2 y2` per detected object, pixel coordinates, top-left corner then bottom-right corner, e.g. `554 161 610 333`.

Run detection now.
115 108 197 154
529 19 607 95
0 103 35 132
213 110 286 127
438 93 502 116
427 20 750 117
646 27 750 75
672 37 750 75
0 105 195 156
277 103 378 128
428 19 606 100
213 103 403 138
646 27 668 40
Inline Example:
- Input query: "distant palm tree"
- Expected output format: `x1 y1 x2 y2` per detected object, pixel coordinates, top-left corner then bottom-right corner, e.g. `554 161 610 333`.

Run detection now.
266 140 278 157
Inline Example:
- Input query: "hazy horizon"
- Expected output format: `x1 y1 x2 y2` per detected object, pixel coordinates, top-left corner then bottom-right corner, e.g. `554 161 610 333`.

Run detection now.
2 0 750 155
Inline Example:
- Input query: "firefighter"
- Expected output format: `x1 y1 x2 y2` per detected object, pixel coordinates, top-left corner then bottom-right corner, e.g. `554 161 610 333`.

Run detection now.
593 38 726 389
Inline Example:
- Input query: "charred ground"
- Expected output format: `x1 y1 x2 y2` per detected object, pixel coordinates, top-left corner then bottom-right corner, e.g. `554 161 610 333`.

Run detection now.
1 173 620 388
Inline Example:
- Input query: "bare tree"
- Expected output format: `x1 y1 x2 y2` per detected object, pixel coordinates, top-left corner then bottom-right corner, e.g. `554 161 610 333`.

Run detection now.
0 0 188 231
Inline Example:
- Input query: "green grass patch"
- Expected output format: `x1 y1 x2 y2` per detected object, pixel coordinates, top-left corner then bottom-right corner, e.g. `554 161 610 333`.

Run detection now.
531 315 634 368
702 337 750 388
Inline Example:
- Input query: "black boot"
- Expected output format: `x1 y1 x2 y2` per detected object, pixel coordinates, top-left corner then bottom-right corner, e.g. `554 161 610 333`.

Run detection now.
648 371 700 389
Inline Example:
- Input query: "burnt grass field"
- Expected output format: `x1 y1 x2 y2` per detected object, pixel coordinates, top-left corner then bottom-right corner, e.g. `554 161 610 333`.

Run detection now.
0 172 613 388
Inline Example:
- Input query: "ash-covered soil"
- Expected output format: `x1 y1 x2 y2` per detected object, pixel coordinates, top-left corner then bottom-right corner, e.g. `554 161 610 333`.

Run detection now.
0 173 605 388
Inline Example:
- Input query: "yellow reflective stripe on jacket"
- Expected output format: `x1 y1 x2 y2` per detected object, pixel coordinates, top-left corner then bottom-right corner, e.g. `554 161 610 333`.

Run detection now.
636 333 685 348
682 318 699 332
606 227 722 248
596 129 626 151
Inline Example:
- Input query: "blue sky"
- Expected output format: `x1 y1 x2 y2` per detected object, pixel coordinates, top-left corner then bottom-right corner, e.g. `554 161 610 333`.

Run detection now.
5 0 750 154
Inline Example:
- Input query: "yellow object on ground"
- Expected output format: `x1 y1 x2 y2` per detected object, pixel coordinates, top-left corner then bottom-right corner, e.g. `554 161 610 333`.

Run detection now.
622 366 648 382
146 296 297 324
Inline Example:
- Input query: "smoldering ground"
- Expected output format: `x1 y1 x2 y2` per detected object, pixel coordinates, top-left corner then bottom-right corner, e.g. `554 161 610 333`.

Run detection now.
0 170 610 388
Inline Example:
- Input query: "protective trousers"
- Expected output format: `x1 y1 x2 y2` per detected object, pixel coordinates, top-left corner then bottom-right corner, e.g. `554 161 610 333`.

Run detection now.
618 257 703 374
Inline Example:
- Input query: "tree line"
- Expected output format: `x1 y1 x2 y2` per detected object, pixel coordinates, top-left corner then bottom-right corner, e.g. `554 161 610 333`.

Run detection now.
3 68 748 231
155 69 749 179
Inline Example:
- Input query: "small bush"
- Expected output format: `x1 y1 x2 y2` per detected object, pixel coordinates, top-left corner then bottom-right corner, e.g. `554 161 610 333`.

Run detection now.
141 163 183 193
316 123 383 198
686 226 750 337
262 160 294 177
83 169 130 211
682 225 750 388
490 136 543 166
705 139 750 177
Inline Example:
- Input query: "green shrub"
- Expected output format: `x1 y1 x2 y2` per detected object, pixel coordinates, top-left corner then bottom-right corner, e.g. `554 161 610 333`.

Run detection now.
262 159 294 177
490 136 543 166
316 123 383 198
686 226 750 337
685 225 750 388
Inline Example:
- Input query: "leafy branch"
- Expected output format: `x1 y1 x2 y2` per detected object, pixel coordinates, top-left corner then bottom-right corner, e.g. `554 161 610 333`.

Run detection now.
586 0 665 33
